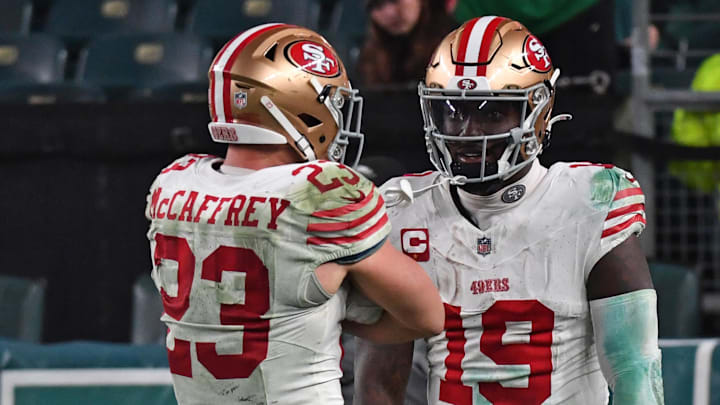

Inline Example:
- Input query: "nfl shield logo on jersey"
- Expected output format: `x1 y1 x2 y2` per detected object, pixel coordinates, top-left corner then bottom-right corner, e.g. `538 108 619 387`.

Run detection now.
234 91 247 109
477 237 492 256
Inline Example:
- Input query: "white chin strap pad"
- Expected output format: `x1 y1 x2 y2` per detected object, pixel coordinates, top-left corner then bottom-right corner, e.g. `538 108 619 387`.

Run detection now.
260 95 316 161
590 289 665 404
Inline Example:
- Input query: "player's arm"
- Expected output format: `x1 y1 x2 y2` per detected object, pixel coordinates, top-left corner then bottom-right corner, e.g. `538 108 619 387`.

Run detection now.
344 239 444 340
343 311 431 344
586 235 665 404
307 166 442 339
353 339 415 405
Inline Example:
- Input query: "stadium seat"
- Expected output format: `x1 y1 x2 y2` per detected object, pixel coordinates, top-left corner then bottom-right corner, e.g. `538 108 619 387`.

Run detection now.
649 262 702 338
75 33 214 99
187 0 320 47
0 0 33 34
0 34 101 103
0 275 46 342
130 273 165 345
45 0 178 46
0 34 66 85
0 33 106 103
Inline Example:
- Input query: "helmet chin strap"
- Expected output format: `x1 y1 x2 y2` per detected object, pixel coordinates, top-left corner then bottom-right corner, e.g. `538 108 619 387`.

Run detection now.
497 127 529 180
385 174 467 207
260 95 316 161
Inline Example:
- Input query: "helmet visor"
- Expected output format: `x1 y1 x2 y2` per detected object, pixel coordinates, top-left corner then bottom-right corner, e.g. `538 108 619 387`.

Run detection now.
427 98 524 138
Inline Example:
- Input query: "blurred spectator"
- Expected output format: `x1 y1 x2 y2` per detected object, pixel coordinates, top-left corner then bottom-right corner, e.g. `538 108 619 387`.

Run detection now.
615 0 660 50
670 53 720 195
615 0 661 70
357 0 457 87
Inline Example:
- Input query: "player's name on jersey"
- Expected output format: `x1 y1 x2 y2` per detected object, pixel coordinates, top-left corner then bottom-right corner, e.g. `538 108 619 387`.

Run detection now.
147 187 290 230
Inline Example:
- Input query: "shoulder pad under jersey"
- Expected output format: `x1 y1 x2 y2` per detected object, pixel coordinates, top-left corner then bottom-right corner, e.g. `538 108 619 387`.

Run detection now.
288 161 390 258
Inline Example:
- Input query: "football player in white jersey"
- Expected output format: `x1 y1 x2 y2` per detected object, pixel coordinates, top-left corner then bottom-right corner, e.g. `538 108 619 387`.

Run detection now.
145 24 444 405
354 17 665 405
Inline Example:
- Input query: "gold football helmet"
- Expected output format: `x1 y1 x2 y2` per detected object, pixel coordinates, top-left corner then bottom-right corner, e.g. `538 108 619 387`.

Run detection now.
419 16 571 182
208 23 364 166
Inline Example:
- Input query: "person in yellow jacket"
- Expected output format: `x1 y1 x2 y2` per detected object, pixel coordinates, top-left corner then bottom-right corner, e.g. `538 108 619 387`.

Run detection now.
670 53 720 203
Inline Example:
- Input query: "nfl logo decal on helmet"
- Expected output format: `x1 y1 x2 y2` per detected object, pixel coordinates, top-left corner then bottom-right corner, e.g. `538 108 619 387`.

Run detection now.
234 91 247 109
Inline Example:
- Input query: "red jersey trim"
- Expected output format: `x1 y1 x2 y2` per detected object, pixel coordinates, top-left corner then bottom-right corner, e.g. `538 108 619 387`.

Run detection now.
443 304 466 383
613 187 643 201
601 214 646 238
307 197 384 232
605 203 645 221
306 214 388 245
311 187 378 218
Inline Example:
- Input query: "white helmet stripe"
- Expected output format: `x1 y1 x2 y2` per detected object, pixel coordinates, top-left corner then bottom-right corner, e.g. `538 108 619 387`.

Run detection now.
460 16 496 77
210 23 286 123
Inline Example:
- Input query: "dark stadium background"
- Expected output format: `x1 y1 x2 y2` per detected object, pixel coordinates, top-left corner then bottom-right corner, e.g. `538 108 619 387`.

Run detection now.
0 1 719 403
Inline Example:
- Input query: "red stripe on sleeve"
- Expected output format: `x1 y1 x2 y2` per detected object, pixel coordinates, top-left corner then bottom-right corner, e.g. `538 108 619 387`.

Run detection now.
311 188 378 218
307 214 388 245
605 203 645 221
454 18 480 76
476 17 505 76
601 214 646 239
307 197 384 232
613 187 643 201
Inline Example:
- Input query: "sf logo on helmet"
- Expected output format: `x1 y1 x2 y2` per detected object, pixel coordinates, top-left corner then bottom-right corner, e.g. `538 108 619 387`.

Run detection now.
523 35 552 73
457 78 478 90
287 41 340 77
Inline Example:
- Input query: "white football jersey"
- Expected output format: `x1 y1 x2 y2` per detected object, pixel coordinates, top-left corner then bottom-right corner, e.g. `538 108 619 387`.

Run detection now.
381 161 646 405
146 154 390 405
